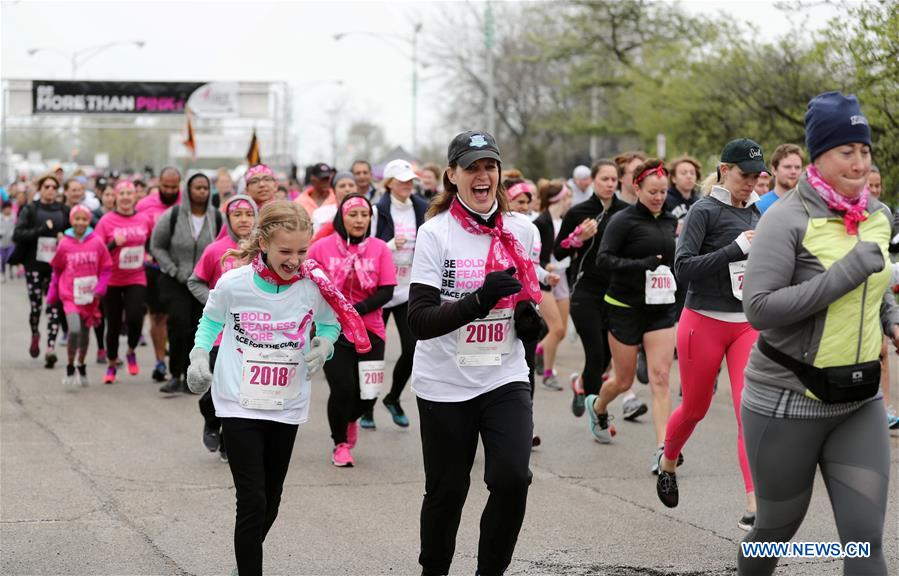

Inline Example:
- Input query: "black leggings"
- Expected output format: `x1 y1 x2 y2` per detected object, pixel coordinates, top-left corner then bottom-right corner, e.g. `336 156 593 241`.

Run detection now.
159 274 203 378
93 300 106 352
739 400 890 575
104 285 146 361
383 303 416 402
418 381 533 576
569 289 611 396
322 332 385 445
222 417 298 576
25 268 61 347
199 347 224 453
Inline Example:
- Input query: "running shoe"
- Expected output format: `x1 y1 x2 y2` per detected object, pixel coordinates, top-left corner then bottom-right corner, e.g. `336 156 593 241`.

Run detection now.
219 445 228 463
346 420 359 449
331 443 354 467
126 352 139 376
202 424 221 452
382 397 410 427
887 406 899 430
636 347 648 384
62 365 78 389
542 371 563 391
60 332 68 345
585 394 615 443
103 366 117 385
159 376 182 394
570 372 585 417
151 361 167 382
29 334 40 358
230 567 238 576
651 445 685 475
139 334 147 347
738 512 755 532
77 364 89 387
531 434 541 448
622 396 648 421
44 349 57 369
359 411 376 430
96 348 107 364
534 344 544 374
656 469 679 508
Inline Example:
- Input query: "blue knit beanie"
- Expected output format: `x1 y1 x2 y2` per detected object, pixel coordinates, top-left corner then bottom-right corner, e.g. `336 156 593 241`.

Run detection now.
805 91 872 162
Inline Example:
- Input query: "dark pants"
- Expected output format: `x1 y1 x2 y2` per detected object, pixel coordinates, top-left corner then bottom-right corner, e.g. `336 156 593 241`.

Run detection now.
158 274 203 378
222 417 299 576
199 346 221 428
418 381 533 576
104 285 146 360
322 332 385 445
25 268 61 347
94 300 106 352
569 289 611 396
383 302 416 402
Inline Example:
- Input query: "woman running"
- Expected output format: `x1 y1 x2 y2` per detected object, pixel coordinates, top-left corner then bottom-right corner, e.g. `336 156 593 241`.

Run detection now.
588 159 678 470
93 181 154 384
554 160 632 417
656 139 765 531
308 193 396 466
186 200 368 576
188 194 259 462
739 92 897 575
47 205 112 388
311 171 356 242
369 159 429 428
408 131 541 576
12 174 69 368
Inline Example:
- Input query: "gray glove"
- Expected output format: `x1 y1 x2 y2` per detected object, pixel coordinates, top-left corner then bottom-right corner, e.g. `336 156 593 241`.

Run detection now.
305 337 333 375
186 347 213 394
834 241 885 288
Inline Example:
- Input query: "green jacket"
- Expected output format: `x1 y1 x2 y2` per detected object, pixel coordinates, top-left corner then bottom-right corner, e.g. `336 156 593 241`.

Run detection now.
743 174 899 398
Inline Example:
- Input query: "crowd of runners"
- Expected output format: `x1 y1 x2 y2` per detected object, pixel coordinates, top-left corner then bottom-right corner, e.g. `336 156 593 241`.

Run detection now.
2 90 896 576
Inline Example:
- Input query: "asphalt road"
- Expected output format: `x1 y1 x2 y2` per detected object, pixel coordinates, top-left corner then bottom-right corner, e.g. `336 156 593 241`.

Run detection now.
2 275 897 576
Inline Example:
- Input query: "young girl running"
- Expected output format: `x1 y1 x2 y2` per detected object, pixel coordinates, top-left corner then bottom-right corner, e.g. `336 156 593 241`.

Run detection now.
186 201 368 576
187 194 259 462
47 205 112 387
308 193 396 466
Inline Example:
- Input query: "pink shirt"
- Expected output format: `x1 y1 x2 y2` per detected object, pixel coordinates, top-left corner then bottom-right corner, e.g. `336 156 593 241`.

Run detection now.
308 233 396 340
93 211 154 286
136 192 180 229
193 236 240 290
50 232 112 319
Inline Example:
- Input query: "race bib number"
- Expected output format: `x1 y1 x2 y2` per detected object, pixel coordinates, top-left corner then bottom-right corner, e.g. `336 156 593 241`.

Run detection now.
456 308 515 367
239 347 302 410
36 237 57 263
645 265 677 305
395 250 413 285
358 360 385 400
119 245 145 270
73 275 97 305
729 261 747 301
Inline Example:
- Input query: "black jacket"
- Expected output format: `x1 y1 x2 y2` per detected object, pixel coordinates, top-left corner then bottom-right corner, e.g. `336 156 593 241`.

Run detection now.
11 201 70 271
674 195 760 313
597 201 677 308
532 211 555 268
664 186 700 221
374 193 428 242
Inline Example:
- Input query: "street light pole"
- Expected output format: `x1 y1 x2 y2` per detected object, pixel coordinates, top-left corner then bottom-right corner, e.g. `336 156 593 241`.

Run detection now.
484 2 496 136
27 40 145 79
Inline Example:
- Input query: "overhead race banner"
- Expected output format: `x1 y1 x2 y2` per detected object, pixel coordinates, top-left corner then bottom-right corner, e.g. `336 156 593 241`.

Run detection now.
31 80 239 115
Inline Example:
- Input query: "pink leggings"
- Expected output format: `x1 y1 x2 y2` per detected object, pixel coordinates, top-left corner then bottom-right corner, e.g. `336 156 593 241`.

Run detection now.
665 307 757 493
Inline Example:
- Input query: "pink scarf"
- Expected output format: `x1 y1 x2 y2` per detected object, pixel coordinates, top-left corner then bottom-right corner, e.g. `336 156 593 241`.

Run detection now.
806 165 869 235
449 198 542 307
330 236 377 292
251 252 371 353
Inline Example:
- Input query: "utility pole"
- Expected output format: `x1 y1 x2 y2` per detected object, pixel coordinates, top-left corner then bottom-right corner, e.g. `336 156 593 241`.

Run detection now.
485 2 496 136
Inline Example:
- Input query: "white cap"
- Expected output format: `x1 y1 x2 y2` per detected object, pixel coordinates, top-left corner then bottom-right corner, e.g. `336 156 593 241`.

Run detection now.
573 165 591 179
383 159 417 182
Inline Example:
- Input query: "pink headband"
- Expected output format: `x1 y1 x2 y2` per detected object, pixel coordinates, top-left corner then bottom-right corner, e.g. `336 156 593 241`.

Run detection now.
227 198 253 214
549 185 571 204
114 180 135 194
506 182 531 201
69 204 92 219
245 164 273 183
341 196 370 216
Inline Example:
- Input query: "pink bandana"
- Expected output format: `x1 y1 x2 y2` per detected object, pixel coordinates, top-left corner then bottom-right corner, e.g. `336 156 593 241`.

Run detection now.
449 198 542 307
227 198 253 214
245 164 274 183
114 180 134 194
251 252 371 353
329 236 377 292
341 196 369 216
549 185 571 204
69 204 92 220
806 165 869 235
506 182 531 201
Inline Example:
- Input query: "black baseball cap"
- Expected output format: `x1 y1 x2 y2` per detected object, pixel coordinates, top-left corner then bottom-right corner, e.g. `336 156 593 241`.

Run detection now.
310 163 333 179
447 131 501 168
720 138 766 174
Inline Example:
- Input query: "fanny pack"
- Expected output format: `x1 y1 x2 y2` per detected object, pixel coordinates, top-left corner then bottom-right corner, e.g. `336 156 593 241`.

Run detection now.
757 338 880 403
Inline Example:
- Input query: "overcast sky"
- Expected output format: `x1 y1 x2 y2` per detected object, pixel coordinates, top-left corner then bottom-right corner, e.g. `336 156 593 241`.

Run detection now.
1 0 838 167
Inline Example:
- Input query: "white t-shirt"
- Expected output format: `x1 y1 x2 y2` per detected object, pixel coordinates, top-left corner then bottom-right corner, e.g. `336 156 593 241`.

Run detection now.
312 204 337 235
204 265 338 425
190 214 205 240
385 199 418 308
409 210 535 402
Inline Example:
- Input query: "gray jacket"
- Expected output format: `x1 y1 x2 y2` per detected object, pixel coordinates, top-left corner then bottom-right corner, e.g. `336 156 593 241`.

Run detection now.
150 185 219 284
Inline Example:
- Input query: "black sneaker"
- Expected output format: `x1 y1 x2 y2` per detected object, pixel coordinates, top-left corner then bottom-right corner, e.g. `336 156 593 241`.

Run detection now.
656 470 679 508
738 512 755 531
159 377 182 394
151 362 167 382
202 424 221 452
219 446 228 463
44 350 58 369
382 397 410 427
636 347 648 384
